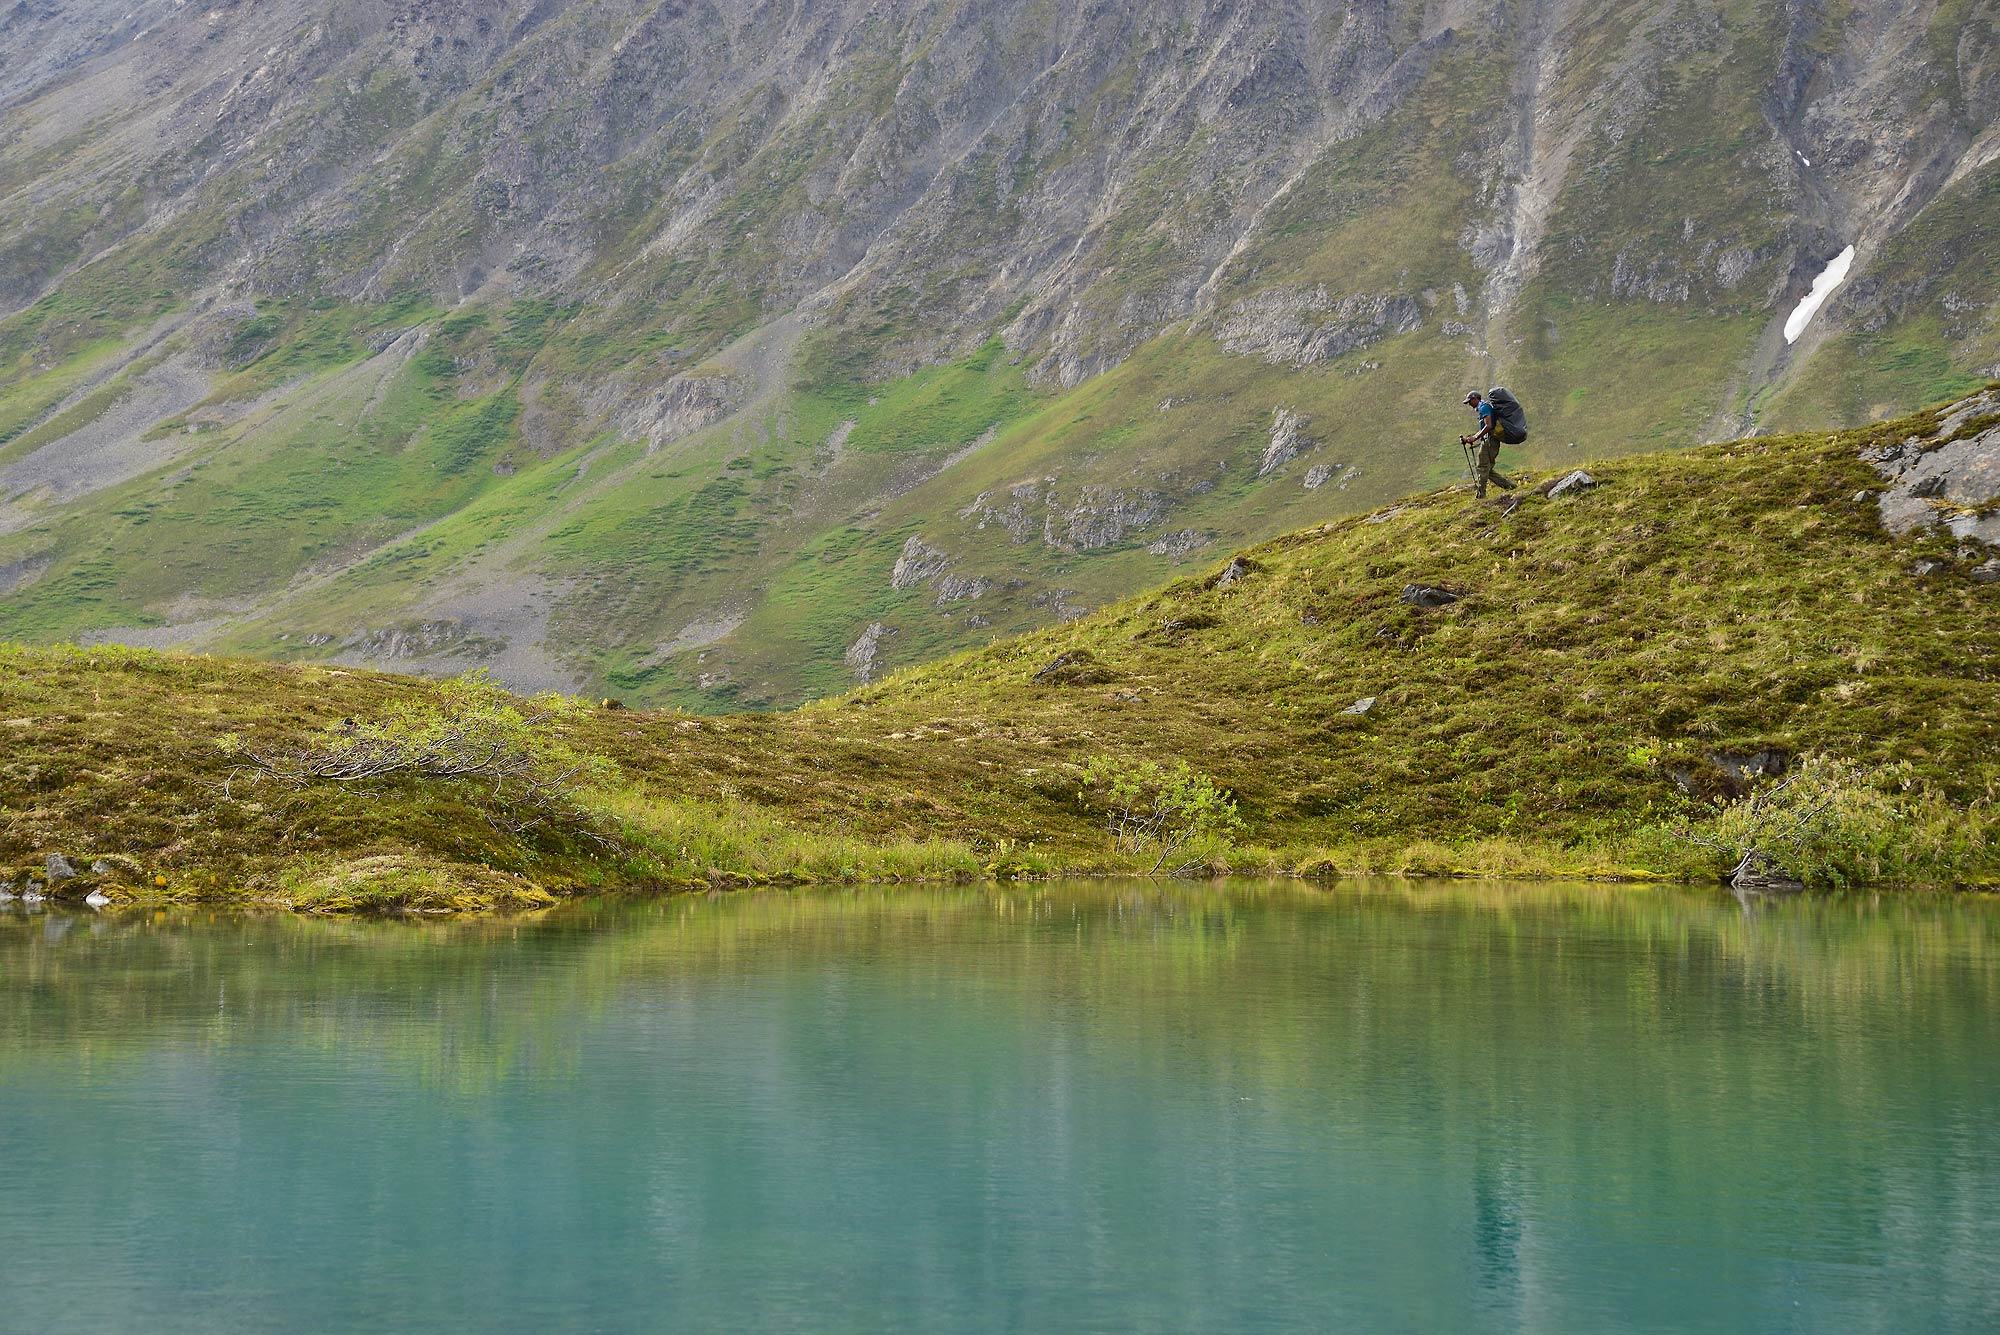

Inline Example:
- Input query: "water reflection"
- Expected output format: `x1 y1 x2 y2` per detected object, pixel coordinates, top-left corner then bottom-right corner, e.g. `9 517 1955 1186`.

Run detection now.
1 880 1996 1333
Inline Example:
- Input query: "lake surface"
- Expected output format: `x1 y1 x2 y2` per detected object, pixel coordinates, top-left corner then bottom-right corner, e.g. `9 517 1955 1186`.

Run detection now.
3 880 1997 1333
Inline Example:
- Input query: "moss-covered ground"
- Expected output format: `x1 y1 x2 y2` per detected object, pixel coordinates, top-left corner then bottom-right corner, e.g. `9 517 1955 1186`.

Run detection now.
4 399 1996 910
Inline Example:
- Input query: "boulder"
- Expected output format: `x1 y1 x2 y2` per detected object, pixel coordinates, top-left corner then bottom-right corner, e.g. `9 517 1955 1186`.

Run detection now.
1542 469 1597 499
1866 390 2000 541
1911 559 1946 577
1214 556 1256 588
1400 583 1460 608
45 853 77 883
1340 697 1376 716
1973 559 2000 585
1032 649 1116 686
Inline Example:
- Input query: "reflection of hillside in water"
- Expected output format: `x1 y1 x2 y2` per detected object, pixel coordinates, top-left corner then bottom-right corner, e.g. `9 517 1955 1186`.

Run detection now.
4 880 1996 1093
4 880 1998 1331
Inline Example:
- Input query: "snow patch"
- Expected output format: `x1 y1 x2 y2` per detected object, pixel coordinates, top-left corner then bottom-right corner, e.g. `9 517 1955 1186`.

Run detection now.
1783 245 1855 344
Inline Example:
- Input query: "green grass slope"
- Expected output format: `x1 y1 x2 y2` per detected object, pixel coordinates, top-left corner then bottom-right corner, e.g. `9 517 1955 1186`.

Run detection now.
4 397 1996 909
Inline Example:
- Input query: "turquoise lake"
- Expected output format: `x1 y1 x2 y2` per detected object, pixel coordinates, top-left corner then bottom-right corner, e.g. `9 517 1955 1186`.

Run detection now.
2 880 1997 1332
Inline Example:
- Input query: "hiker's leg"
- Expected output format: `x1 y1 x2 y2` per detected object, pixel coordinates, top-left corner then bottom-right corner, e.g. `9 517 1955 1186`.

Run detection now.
1482 436 1515 491
1475 439 1499 497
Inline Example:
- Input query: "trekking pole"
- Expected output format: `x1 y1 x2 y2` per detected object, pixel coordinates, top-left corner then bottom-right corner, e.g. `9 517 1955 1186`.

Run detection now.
1456 435 1476 481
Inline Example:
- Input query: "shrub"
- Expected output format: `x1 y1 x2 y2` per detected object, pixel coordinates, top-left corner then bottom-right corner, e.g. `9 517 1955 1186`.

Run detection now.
221 671 614 837
1080 755 1246 877
1670 754 1991 889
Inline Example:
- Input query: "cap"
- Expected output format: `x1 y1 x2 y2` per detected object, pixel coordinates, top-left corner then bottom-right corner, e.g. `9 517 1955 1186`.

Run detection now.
1463 391 1482 405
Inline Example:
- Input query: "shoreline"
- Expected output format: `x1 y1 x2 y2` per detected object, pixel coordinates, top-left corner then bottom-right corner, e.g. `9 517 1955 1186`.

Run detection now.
9 853 1993 918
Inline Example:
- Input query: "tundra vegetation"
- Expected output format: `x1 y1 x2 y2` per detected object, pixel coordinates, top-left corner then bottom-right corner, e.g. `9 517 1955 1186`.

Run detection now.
3 400 1998 911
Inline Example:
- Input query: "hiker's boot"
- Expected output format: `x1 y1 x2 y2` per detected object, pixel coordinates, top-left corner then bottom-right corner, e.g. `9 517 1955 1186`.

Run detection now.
1493 473 1516 491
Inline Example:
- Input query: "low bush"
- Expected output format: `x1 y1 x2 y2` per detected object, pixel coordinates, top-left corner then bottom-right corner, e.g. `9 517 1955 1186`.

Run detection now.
1669 755 1993 889
220 670 614 838
1081 755 1246 877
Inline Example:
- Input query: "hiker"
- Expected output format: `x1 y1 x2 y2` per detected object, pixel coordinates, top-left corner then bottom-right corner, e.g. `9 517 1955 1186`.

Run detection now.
1460 389 1527 499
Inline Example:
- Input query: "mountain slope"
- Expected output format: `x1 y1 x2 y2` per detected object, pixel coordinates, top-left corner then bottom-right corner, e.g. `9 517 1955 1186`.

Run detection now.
1 0 1997 706
5 392 1997 906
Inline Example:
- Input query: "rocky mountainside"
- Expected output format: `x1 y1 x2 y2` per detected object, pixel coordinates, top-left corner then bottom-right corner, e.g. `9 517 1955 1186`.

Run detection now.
2 0 1997 706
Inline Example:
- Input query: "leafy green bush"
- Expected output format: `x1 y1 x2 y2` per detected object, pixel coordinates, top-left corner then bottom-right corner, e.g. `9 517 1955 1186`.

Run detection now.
221 671 613 836
1671 754 1991 889
1081 755 1246 877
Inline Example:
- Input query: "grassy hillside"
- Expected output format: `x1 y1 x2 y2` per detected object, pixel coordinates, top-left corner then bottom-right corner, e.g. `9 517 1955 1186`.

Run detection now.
4 398 1997 909
4 2 1995 707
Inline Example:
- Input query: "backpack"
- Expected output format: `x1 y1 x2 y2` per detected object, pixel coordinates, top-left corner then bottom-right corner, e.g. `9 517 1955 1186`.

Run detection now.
1487 387 1528 444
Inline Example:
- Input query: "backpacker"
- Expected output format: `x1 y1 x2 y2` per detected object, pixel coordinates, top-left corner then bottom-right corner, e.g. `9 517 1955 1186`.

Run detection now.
1487 387 1529 444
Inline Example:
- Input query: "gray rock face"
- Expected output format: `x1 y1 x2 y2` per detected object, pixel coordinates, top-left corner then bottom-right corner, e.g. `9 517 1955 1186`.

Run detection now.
958 481 1167 553
1216 288 1426 368
1258 408 1316 477
1866 391 2000 543
1048 487 1169 552
933 573 993 603
626 375 744 453
343 620 489 661
1146 529 1212 558
890 536 955 592
890 536 992 604
957 486 1045 545
2 0 1988 396
45 853 76 882
1302 462 1359 491
844 621 894 683
1973 559 2000 585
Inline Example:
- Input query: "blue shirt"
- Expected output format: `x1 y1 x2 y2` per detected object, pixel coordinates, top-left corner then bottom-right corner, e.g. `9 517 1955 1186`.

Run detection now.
1477 402 1495 430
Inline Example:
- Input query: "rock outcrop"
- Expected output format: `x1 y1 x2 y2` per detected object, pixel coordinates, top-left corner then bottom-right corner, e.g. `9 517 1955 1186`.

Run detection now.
1866 390 2000 544
844 622 895 684
1258 409 1317 478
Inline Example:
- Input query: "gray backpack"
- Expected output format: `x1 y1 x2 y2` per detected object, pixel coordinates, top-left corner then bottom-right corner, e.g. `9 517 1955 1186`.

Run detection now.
1487 387 1529 443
